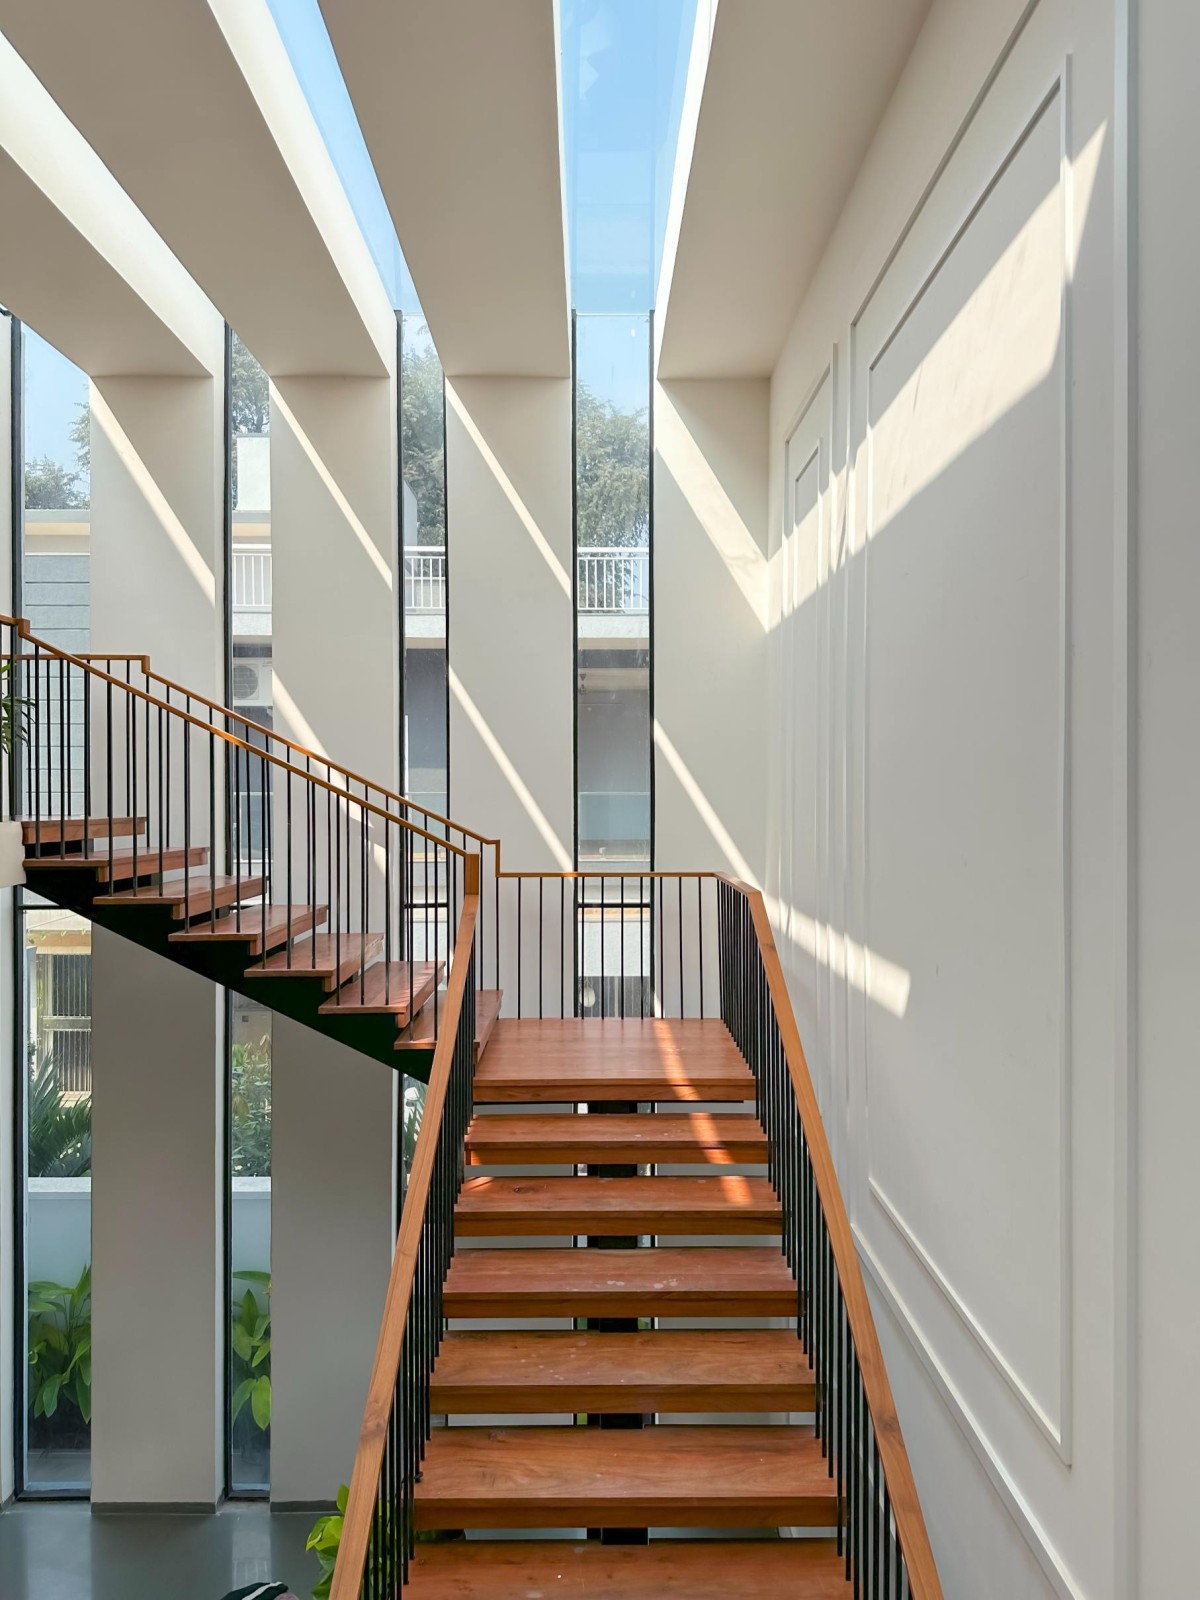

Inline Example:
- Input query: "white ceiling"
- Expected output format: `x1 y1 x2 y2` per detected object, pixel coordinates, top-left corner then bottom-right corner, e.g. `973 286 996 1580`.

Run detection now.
321 0 571 378
658 0 934 379
0 0 393 378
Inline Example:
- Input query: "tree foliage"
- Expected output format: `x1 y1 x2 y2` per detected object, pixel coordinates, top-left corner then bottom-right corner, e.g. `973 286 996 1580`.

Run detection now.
401 336 445 544
24 455 88 512
231 1031 272 1178
576 383 649 549
231 335 270 436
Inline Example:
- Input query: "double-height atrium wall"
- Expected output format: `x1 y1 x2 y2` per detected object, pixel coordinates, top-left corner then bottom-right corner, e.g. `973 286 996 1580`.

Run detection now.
717 0 1134 1593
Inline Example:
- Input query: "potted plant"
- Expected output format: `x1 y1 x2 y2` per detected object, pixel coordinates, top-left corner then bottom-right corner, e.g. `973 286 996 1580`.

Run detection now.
0 660 30 886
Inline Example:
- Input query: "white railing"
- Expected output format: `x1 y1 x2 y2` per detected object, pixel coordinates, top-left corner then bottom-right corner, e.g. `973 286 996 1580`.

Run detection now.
577 546 649 613
404 546 447 612
232 545 651 620
232 544 272 629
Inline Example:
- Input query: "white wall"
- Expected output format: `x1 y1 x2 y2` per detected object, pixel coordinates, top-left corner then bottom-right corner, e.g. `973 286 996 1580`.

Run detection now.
90 931 223 1508
654 378 769 884
446 376 574 868
1135 1 1199 1594
0 310 13 1504
269 1018 393 1506
765 0 1126 1595
268 373 399 1504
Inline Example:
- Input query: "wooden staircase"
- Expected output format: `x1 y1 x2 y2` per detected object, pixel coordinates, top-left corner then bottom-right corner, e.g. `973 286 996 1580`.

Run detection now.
383 1016 849 1595
0 616 941 1599
18 817 491 1071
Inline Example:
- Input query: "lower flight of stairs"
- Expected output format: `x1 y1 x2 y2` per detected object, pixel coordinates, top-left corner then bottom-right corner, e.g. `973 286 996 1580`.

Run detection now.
18 817 498 1073
401 1017 851 1598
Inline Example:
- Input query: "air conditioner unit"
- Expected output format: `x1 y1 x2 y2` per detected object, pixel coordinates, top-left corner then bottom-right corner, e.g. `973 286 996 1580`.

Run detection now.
231 660 270 707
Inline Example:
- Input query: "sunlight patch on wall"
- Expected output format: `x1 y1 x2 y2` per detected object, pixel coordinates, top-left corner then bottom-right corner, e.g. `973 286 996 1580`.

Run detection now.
90 389 215 605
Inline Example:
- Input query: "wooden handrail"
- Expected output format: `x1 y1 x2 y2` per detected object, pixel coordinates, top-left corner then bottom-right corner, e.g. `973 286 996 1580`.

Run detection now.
75 644 497 850
330 880 479 1600
0 616 467 856
717 874 943 1600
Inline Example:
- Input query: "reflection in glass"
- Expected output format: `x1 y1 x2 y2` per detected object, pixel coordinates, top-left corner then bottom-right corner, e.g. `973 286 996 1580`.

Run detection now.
22 904 93 1494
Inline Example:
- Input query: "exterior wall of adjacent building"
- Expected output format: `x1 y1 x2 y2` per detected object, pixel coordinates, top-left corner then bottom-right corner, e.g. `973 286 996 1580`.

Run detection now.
763 0 1130 1594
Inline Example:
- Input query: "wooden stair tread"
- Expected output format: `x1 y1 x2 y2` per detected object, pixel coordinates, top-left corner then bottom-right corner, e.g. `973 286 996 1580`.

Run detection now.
466 1111 768 1165
406 1539 852 1598
430 1329 813 1413
475 1018 755 1102
104 874 265 917
397 988 502 1058
245 931 385 990
455 1175 781 1235
20 815 145 844
26 844 209 882
319 960 441 1018
445 1247 796 1319
169 903 327 954
414 1425 839 1529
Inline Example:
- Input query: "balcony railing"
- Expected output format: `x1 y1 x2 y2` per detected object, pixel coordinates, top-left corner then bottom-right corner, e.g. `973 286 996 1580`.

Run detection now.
577 546 648 613
235 545 652 620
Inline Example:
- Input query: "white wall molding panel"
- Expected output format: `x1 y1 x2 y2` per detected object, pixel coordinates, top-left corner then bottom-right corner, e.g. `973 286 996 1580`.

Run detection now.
0 0 393 377
445 376 574 920
764 0 1125 1593
657 0 933 379
321 0 570 378
653 378 769 888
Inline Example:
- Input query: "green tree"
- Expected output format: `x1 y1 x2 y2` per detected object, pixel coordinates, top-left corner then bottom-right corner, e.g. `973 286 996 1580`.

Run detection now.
23 455 87 512
401 333 446 544
27 1053 91 1178
231 334 270 435
69 403 91 481
575 383 649 549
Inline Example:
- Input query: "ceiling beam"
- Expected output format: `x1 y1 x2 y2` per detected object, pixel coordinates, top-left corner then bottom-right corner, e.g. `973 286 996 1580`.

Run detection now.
658 0 933 379
320 0 570 378
0 0 394 377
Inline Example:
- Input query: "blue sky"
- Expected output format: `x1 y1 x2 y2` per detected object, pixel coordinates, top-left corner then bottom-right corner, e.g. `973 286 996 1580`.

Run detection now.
23 0 696 462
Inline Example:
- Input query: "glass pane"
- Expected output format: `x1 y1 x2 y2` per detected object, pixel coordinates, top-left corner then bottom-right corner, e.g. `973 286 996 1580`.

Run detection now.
575 313 651 866
401 318 448 824
23 904 93 1494
560 0 699 311
229 994 272 1495
21 327 91 817
230 332 273 874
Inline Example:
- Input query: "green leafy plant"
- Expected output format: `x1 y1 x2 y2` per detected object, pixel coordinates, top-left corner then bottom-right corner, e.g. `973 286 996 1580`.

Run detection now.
306 1484 348 1600
28 1052 91 1178
28 1264 92 1433
1 661 32 755
231 1269 272 1434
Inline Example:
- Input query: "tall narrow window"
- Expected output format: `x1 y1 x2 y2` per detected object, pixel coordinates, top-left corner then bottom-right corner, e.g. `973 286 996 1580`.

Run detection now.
16 323 94 1495
574 313 652 1017
229 332 272 873
400 316 448 822
228 994 272 1495
224 329 275 1494
21 906 94 1495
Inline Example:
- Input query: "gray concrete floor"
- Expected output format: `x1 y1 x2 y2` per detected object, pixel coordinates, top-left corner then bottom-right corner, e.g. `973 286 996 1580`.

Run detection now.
0 1501 317 1600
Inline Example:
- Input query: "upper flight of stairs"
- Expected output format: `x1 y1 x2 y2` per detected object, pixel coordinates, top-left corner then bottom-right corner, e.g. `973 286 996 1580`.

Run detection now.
18 817 495 1070
396 1016 854 1598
